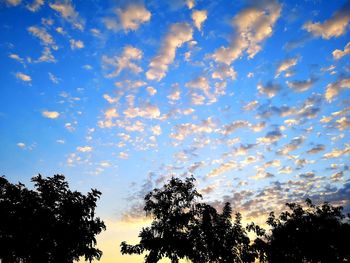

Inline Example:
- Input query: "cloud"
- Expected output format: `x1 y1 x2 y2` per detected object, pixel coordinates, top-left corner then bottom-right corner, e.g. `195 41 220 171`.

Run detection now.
211 64 237 80
333 42 350 60
77 146 93 152
9 53 24 64
212 0 281 64
28 26 55 47
306 144 325 154
123 104 160 119
286 78 316 92
275 57 298 78
146 22 193 81
16 72 31 82
278 166 292 174
104 4 151 32
257 82 281 98
207 160 237 178
69 39 84 49
102 46 143 78
303 4 350 39
17 142 26 149
251 167 274 180
325 77 350 102
298 172 315 179
277 136 304 155
27 0 44 12
192 10 207 31
257 129 282 144
42 110 60 119
336 117 350 131
49 1 84 30
35 47 56 63
3 0 21 6
243 100 258 111
323 145 350 159
170 117 216 141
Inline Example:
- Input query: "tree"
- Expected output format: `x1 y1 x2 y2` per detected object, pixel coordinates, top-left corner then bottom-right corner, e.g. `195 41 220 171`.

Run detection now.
121 176 256 262
121 176 202 263
265 198 350 263
0 174 106 263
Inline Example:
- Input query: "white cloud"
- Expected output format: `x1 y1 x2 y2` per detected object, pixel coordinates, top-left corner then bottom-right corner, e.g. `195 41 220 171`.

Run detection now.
17 142 26 149
42 110 60 119
333 42 350 60
207 160 237 178
27 0 44 12
192 10 207 31
146 23 193 81
70 39 84 49
303 5 350 39
49 1 84 30
275 57 298 78
286 78 316 92
257 82 281 98
104 4 151 32
28 26 55 46
16 72 31 82
325 77 350 102
4 0 21 6
102 46 143 78
9 53 24 63
36 47 56 63
212 0 281 64
77 146 93 152
123 104 160 119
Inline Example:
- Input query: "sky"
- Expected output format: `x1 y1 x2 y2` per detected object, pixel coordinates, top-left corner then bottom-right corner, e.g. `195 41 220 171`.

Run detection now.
0 0 350 262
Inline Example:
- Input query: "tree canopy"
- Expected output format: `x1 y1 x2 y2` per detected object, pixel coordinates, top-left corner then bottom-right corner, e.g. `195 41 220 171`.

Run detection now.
265 198 350 263
0 174 106 263
121 176 350 263
121 176 256 262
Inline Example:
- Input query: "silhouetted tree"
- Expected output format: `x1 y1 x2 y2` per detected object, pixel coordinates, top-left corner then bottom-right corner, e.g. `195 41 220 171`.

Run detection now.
265 198 350 263
0 174 106 263
121 176 202 262
121 176 256 262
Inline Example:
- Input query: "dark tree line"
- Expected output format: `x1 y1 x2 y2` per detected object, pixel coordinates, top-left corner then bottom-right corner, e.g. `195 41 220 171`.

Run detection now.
1 174 349 262
121 176 350 263
0 174 105 263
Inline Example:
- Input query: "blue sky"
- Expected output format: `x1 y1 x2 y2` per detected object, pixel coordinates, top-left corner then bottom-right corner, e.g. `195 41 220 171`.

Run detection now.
1 0 350 261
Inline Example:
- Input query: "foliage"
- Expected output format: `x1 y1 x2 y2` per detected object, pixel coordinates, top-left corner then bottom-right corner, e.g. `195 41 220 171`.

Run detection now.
266 198 350 263
121 176 256 262
0 174 106 263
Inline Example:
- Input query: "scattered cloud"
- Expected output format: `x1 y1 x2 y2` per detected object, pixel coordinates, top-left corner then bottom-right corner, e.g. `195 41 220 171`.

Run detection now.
257 82 281 98
16 72 31 82
146 22 193 81
303 4 350 39
49 1 84 30
77 146 93 152
70 39 84 49
325 77 350 102
3 0 21 6
212 0 281 64
275 57 298 78
286 78 316 92
104 3 151 32
42 110 60 119
192 10 207 31
102 46 143 78
28 26 55 47
333 42 350 60
27 0 44 12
